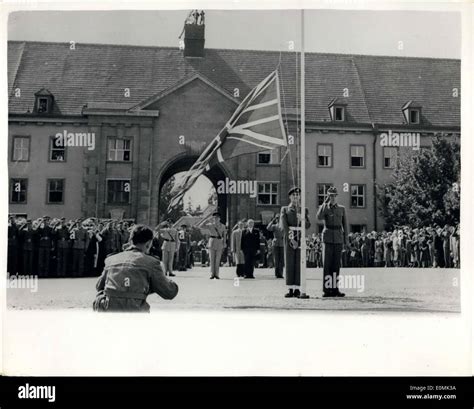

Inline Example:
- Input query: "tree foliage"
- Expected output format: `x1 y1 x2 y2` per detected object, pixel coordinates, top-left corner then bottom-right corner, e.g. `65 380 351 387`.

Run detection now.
379 136 460 229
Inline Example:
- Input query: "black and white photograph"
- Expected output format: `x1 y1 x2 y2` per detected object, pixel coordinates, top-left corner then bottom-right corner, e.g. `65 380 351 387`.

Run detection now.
6 7 461 313
1 1 472 391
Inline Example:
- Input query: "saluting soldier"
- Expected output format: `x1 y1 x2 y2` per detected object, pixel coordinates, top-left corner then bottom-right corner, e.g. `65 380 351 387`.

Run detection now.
267 214 285 278
8 216 19 275
37 215 55 277
101 221 119 256
55 217 71 277
280 187 311 298
317 187 348 297
158 219 178 277
71 219 88 277
201 212 227 279
19 219 37 275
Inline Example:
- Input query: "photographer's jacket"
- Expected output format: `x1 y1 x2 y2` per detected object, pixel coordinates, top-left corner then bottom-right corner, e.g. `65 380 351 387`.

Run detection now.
317 202 348 244
96 246 178 312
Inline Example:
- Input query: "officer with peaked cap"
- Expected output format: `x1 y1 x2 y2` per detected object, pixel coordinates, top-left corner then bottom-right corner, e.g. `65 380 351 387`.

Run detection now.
280 186 311 298
317 186 348 297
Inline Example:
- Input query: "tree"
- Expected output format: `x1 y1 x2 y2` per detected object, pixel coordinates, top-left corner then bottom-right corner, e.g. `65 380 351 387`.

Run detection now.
159 175 184 223
379 135 460 229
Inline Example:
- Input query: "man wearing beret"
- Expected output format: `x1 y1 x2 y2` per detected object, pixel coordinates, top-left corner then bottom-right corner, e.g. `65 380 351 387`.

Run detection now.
280 187 311 298
317 187 348 297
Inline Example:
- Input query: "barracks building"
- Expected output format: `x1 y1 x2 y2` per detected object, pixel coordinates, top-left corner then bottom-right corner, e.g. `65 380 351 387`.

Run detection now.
7 31 460 234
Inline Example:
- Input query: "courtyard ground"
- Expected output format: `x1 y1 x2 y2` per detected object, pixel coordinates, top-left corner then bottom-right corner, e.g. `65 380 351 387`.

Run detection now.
7 266 460 313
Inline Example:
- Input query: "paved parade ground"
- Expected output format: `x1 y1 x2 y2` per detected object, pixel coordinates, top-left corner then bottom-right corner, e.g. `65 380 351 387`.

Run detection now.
7 266 460 313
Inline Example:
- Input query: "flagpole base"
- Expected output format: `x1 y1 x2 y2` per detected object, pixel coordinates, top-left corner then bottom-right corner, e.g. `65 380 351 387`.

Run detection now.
298 293 310 299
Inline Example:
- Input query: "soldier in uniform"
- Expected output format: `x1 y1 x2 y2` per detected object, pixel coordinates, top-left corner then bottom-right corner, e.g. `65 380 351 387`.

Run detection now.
19 219 37 275
101 221 119 256
280 187 311 298
158 219 178 277
37 216 55 277
201 212 227 279
117 221 130 251
231 220 246 277
55 218 71 277
267 214 285 278
70 219 88 277
317 187 348 297
177 224 190 271
8 215 19 275
95 224 179 312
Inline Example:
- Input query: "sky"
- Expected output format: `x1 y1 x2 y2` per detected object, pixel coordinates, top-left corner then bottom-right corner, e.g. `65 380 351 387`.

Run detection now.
8 9 461 58
8 9 462 211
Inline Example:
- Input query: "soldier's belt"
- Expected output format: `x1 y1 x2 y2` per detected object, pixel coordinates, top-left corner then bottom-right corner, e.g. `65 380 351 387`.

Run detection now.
324 225 342 230
163 239 175 242
105 288 147 300
210 236 222 239
289 227 302 231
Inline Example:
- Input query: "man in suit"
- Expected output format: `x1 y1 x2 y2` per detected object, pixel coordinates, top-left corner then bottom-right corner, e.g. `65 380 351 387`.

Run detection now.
231 220 246 277
317 186 348 297
280 187 311 297
201 212 227 279
267 214 284 278
158 219 178 277
241 219 260 279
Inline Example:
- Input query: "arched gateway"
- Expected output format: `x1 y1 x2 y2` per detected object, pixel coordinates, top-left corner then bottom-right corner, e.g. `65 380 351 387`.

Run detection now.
156 154 232 226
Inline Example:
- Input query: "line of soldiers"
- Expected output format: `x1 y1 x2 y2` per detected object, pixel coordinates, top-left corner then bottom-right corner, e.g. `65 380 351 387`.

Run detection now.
7 215 131 277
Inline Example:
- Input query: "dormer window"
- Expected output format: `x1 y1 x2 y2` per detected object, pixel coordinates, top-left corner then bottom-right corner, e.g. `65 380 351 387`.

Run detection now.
34 88 54 114
402 101 422 125
37 97 49 113
328 98 348 122
409 109 419 124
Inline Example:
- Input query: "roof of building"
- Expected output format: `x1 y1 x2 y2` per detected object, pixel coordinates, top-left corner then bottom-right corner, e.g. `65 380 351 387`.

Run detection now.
8 41 460 127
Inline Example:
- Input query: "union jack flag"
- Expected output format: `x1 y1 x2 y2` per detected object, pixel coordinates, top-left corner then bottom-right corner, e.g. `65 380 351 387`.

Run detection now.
169 70 287 210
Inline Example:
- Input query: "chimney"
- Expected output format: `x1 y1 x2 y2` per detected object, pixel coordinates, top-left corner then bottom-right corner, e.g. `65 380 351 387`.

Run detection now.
183 10 205 58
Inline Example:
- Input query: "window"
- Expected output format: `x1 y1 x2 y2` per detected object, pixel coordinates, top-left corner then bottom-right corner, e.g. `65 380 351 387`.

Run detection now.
37 97 49 113
108 138 131 161
47 179 64 204
107 179 131 204
350 224 366 233
317 144 332 167
409 109 420 124
383 147 397 169
317 183 333 206
334 106 345 121
350 184 365 208
257 150 279 165
50 136 66 161
12 136 30 161
10 178 27 204
350 145 365 168
257 182 279 205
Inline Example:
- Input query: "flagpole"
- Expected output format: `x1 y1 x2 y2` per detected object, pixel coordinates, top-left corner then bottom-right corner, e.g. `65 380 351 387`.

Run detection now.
299 9 309 299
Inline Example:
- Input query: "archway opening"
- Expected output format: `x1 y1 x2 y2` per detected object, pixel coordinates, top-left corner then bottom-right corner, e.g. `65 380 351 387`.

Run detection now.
158 156 228 226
